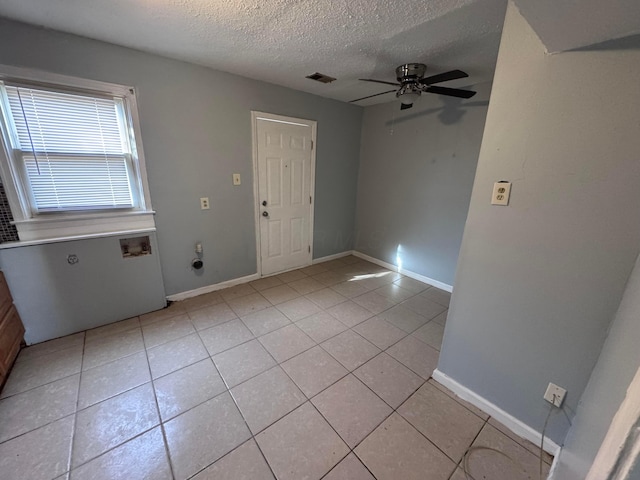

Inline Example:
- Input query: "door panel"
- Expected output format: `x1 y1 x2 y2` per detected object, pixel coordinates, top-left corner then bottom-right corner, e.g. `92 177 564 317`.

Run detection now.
257 117 312 276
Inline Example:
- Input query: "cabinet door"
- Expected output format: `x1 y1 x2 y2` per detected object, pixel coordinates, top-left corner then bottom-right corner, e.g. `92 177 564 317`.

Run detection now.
0 272 12 321
0 305 24 372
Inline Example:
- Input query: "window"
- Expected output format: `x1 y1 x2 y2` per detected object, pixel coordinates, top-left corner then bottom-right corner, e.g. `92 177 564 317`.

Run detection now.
0 66 154 242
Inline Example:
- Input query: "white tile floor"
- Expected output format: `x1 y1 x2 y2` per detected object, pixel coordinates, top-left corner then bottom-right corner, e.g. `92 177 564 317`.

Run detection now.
0 256 552 480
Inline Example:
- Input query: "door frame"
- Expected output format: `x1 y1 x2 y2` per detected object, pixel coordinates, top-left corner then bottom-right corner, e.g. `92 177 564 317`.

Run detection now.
251 111 317 278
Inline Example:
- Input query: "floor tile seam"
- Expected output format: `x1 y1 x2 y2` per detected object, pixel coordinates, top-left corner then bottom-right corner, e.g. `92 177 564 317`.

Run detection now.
451 417 490 479
191 311 242 335
154 370 230 424
215 375 280 480
0 363 84 400
79 346 151 377
67 335 87 477
0 409 77 451
141 340 177 480
199 332 257 359
387 393 466 471
84 326 144 350
394 392 487 467
351 320 411 350
295 320 350 345
8 341 85 369
314 335 377 373
14 335 86 364
182 298 226 314
397 296 448 319
428 380 491 423
273 303 318 322
351 363 427 411
140 308 187 327
141 319 199 350
68 424 164 478
219 287 260 304
319 450 378 480
262 292 303 307
227 382 306 437
212 336 281 391
236 312 293 338
301 399 354 465
81 344 147 372
76 377 153 413
303 293 350 310
254 331 319 371
483 417 554 466
383 347 432 381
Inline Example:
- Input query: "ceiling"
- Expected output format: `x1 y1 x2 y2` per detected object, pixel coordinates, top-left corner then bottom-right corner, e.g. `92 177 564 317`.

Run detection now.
0 0 508 106
0 0 638 107
512 0 640 54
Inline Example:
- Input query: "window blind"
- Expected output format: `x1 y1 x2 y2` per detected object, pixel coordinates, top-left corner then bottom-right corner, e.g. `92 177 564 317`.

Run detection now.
4 85 134 212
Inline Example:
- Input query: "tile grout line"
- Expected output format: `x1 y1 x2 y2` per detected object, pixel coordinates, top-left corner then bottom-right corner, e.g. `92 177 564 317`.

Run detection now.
66 331 87 478
140 318 178 480
3 258 454 479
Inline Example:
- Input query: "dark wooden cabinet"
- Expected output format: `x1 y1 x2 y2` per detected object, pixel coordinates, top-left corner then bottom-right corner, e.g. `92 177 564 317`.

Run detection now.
0 272 24 387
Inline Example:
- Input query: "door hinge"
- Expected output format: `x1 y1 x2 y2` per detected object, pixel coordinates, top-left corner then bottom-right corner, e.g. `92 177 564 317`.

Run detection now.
311 140 314 150
308 246 311 253
309 196 312 204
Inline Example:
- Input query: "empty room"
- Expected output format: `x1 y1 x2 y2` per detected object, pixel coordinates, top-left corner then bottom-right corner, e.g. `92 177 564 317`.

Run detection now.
0 0 639 479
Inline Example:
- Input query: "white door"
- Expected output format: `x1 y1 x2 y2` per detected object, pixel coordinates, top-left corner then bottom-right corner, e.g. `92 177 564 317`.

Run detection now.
254 114 314 276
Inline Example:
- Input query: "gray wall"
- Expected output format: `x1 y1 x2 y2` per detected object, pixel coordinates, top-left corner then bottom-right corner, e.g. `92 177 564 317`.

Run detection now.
0 234 166 344
355 83 491 286
438 2 640 444
0 18 362 297
551 253 640 479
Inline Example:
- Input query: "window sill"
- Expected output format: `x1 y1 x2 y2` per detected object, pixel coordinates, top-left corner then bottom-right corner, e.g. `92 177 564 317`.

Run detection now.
10 210 156 242
0 227 157 249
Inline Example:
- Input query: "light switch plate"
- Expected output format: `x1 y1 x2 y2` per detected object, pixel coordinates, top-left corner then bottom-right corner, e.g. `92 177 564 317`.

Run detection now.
233 174 241 186
200 197 210 210
491 181 511 206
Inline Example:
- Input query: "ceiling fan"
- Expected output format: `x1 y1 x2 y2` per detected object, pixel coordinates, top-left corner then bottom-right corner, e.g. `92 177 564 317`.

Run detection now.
351 63 477 110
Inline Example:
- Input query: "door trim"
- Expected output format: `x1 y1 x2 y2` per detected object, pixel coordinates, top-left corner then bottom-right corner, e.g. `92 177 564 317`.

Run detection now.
251 111 317 278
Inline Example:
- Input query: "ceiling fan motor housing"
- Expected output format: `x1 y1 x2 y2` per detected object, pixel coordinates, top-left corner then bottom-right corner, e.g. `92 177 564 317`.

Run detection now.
396 63 426 104
396 63 427 82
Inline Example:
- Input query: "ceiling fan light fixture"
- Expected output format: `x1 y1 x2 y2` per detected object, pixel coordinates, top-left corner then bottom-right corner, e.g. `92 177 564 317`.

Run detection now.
400 92 420 105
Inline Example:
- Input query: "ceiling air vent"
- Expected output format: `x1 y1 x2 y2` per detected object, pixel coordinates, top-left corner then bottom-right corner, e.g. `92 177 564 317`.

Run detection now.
306 72 336 84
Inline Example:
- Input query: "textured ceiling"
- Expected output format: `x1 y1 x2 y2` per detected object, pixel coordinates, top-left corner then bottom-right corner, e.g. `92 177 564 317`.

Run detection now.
0 0 508 106
513 0 640 53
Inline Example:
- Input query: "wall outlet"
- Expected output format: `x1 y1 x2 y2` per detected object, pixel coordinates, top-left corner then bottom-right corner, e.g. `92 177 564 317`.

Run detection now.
200 197 210 210
544 382 567 407
233 173 241 186
491 181 512 206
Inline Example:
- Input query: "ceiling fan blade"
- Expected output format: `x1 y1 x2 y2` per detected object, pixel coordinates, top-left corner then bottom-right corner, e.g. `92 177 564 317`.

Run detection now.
420 69 469 85
349 89 397 103
359 78 401 87
400 103 413 110
425 85 477 99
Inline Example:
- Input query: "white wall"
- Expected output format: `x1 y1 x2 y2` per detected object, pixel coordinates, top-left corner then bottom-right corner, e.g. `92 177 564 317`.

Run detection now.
552 253 640 478
355 83 491 286
438 1 640 444
0 18 363 297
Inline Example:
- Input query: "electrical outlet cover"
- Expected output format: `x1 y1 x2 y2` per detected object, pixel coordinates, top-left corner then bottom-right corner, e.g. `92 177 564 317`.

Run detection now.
491 181 511 206
544 382 567 407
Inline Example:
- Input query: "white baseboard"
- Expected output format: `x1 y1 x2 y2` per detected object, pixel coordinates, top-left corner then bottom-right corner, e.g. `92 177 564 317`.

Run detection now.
352 251 453 293
166 273 260 302
432 369 561 457
313 250 354 264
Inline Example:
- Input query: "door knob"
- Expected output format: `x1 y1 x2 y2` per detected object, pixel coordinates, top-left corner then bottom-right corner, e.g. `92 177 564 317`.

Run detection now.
262 200 267 206
262 211 269 217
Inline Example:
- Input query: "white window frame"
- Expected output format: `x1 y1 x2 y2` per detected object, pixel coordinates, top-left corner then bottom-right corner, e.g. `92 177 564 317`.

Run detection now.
0 65 155 242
